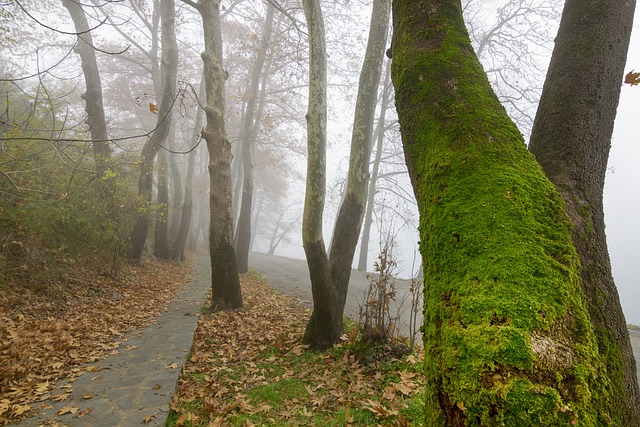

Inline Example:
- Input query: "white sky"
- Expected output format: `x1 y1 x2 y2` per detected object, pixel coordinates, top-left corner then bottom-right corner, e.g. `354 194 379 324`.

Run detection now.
604 12 640 324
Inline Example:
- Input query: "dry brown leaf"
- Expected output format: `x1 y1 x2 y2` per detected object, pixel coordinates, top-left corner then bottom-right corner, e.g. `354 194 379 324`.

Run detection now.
152 384 162 390
76 407 93 418
142 412 157 424
57 406 79 415
80 393 93 399
52 394 70 402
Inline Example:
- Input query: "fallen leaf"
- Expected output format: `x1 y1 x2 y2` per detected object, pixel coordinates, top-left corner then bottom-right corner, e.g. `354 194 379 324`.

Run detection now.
52 394 70 402
58 406 79 415
166 363 178 369
76 407 93 417
142 412 157 424
80 393 94 399
152 384 162 390
11 404 31 416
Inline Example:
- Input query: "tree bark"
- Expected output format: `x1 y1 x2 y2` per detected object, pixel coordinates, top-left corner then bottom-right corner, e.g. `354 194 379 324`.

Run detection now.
171 77 205 260
154 147 170 258
60 0 111 178
129 0 178 263
302 0 390 349
392 0 615 424
235 3 275 273
528 0 640 423
193 0 242 311
299 0 341 350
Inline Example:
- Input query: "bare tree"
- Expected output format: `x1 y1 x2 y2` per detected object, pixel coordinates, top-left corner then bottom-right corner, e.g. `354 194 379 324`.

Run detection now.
128 0 178 263
182 0 242 311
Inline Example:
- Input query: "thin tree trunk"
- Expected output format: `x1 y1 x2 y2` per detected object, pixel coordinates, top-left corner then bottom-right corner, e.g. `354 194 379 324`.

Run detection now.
169 140 183 243
357 60 391 271
154 147 170 258
392 0 615 424
235 3 275 273
529 0 640 423
172 77 206 260
129 0 178 263
60 0 111 178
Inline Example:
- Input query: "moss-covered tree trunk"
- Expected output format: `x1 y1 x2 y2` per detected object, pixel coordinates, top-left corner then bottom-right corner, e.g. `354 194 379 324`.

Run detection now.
191 0 242 311
301 0 390 349
391 1 616 425
528 0 639 424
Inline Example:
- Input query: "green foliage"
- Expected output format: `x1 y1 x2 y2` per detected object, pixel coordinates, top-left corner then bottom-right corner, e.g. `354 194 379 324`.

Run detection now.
0 124 140 287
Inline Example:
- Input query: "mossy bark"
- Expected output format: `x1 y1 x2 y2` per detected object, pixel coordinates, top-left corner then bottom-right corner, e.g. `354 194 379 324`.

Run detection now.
529 0 639 424
391 1 614 425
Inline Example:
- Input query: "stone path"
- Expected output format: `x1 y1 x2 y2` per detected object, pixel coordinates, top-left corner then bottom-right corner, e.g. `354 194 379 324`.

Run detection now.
14 253 211 427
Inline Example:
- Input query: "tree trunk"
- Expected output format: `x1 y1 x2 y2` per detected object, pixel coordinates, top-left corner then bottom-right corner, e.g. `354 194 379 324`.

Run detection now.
234 3 275 273
169 142 183 243
302 0 390 348
196 0 242 311
129 0 178 263
528 0 640 423
299 0 340 350
154 147 170 258
357 60 392 271
391 1 615 424
60 0 111 178
171 77 205 260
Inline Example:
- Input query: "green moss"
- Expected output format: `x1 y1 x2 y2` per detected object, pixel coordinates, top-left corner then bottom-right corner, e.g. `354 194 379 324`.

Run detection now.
391 0 614 425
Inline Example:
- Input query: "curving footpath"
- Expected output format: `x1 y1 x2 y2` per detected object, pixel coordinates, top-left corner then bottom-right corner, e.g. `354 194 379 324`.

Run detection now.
13 252 211 427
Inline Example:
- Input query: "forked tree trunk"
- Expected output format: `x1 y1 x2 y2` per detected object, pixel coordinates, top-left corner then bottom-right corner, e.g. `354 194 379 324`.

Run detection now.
302 0 390 349
300 0 339 349
392 0 616 424
529 0 640 423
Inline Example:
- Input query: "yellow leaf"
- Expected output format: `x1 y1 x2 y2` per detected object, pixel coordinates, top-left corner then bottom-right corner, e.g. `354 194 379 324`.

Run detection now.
12 404 31 416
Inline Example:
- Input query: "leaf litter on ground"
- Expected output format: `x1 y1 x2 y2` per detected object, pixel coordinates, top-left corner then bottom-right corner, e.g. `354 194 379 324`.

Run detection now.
0 256 191 425
169 271 424 427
